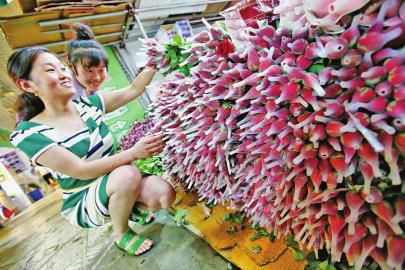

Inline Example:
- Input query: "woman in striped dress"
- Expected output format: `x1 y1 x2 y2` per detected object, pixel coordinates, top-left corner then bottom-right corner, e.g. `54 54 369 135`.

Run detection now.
8 47 176 256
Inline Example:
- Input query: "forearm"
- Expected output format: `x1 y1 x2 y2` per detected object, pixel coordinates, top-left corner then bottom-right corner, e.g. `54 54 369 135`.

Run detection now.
76 149 138 180
125 67 156 99
103 67 156 113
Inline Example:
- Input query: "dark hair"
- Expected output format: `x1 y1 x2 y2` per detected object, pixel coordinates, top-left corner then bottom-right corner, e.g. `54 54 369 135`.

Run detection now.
67 23 108 72
7 47 49 121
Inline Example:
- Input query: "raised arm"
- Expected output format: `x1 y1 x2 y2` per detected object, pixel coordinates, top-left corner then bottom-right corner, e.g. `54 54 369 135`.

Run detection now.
36 133 164 180
100 67 156 113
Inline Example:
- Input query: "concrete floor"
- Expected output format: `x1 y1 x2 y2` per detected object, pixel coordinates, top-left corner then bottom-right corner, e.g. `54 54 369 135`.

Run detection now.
0 190 230 270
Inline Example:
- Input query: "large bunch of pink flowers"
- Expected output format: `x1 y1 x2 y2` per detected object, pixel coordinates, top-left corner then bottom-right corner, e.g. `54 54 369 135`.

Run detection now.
145 0 404 268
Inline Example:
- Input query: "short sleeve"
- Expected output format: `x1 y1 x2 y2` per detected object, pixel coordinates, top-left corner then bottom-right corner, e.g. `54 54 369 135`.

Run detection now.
10 127 57 165
87 94 105 115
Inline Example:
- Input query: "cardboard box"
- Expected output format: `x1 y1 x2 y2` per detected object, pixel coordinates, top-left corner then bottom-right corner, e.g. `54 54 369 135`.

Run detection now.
202 2 228 15
0 0 37 18
0 11 62 48
0 2 128 53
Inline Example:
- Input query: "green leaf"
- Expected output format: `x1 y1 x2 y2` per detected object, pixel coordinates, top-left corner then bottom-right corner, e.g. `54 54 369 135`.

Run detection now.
206 201 215 208
222 214 231 221
308 64 325 73
327 265 336 270
306 251 316 261
269 232 276 242
174 209 188 220
250 246 261 254
258 228 269 237
250 232 259 241
182 220 190 225
172 35 183 46
288 247 305 261
286 235 298 248
232 212 244 224
319 260 330 270
227 262 233 270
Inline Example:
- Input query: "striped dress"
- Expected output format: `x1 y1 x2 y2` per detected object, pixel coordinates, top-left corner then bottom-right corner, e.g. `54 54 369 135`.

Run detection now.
10 94 114 228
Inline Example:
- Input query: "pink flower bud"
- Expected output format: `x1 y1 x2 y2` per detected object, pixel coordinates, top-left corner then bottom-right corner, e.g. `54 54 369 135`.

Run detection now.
341 49 362 68
287 38 308 54
361 187 383 203
305 40 326 59
350 96 388 113
388 66 405 86
346 191 365 232
373 48 405 63
275 81 301 104
339 78 365 90
289 103 305 117
301 87 321 111
387 236 405 269
324 84 342 98
303 72 325 96
324 102 344 118
343 223 367 253
375 81 393 97
326 121 355 137
325 37 349 59
370 248 391 270
340 131 362 150
293 143 317 165
330 153 347 183
331 67 358 80
329 215 346 260
394 132 405 154
355 235 377 270
296 55 313 70
372 201 403 235
358 26 402 53
360 66 387 84
328 137 342 152
309 124 326 144
247 48 261 71
384 57 404 72
387 99 405 118
376 217 394 248
393 85 405 100
340 14 361 47
318 143 334 160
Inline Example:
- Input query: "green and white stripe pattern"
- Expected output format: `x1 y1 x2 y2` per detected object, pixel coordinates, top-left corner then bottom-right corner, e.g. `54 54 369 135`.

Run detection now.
10 94 114 227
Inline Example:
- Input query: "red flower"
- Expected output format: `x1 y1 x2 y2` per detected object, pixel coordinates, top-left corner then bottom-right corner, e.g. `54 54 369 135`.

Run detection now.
216 38 235 58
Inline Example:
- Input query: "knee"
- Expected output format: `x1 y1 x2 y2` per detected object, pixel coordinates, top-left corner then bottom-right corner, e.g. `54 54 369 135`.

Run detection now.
111 165 142 194
159 182 176 208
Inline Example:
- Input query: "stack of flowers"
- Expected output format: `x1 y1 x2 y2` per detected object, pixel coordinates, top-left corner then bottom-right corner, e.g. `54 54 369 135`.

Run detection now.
119 119 155 151
119 119 163 176
145 0 404 268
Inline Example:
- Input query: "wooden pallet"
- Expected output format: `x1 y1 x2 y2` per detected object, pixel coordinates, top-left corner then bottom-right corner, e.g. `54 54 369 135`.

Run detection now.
171 187 307 270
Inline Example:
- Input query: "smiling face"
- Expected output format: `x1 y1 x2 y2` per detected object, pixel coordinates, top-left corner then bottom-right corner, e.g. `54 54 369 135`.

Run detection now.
74 62 107 92
26 52 75 99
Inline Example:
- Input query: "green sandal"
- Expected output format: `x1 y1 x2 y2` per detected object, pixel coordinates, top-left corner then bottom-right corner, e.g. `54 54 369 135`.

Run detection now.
116 230 153 256
129 208 154 225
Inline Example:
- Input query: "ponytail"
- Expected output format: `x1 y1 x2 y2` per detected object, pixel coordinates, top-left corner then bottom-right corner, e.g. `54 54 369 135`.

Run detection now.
15 92 45 121
72 23 94 40
67 23 108 71
7 46 49 123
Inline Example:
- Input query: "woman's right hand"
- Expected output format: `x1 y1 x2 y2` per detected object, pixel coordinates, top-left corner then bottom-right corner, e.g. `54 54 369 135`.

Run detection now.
130 133 165 160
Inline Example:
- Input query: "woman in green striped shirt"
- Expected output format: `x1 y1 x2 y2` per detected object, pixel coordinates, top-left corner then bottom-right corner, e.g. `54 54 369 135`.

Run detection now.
8 47 175 256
